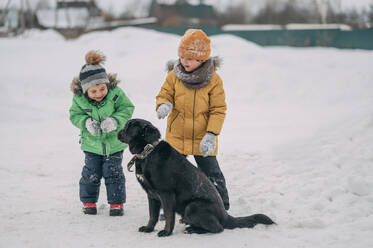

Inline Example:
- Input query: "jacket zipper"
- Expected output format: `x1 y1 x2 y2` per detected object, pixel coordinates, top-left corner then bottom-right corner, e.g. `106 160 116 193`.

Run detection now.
192 90 197 154
96 102 106 156
102 143 106 156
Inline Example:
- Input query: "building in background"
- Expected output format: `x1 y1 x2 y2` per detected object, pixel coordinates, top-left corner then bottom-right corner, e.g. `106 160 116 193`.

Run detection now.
0 0 38 36
36 0 102 30
35 0 156 38
149 0 218 27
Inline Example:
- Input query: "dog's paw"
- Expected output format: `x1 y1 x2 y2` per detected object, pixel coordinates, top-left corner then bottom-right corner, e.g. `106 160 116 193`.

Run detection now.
184 226 208 234
157 230 172 237
138 226 154 233
184 226 195 234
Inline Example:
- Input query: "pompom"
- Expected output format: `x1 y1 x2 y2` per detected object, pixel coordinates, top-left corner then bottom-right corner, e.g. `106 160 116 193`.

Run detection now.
85 50 106 65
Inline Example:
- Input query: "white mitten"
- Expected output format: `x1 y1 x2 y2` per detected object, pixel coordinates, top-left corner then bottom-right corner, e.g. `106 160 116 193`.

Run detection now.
100 117 118 133
199 132 216 157
157 102 173 119
85 118 100 136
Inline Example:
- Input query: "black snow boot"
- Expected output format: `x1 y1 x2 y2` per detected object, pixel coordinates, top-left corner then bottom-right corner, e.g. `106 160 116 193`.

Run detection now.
110 204 124 216
83 203 97 215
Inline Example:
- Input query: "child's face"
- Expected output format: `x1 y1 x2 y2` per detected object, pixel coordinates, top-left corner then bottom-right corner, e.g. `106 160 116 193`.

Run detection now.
180 57 203 72
87 83 108 102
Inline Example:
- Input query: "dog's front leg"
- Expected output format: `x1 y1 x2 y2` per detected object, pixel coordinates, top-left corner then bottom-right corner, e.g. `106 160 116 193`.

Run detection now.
157 192 176 237
139 196 161 233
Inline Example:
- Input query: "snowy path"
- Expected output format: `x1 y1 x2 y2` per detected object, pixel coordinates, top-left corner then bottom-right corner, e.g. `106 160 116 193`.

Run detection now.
0 28 373 248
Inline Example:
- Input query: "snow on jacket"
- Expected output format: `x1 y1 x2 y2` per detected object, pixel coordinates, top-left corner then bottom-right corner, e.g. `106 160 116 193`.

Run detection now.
156 57 226 156
69 74 134 156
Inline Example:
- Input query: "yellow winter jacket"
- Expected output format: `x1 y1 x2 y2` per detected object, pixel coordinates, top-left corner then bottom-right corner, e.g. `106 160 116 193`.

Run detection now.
156 59 226 156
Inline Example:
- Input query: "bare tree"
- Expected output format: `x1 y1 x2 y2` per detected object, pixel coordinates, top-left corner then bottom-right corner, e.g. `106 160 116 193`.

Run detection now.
0 0 12 27
248 0 369 28
252 0 318 25
315 0 328 23
217 2 248 25
368 2 373 27
36 0 52 10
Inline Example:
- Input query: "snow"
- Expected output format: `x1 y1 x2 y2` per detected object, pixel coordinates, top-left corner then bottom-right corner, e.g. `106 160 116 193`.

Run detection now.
1 27 373 248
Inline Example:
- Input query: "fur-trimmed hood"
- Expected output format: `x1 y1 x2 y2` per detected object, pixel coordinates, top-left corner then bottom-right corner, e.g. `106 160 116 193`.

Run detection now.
166 56 222 72
70 73 120 96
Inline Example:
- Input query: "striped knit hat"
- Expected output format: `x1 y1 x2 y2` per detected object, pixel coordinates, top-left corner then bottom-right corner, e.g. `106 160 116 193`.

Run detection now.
79 50 109 94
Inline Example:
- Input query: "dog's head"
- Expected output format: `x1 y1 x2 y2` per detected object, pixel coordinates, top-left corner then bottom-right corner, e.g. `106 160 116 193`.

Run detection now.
118 118 161 155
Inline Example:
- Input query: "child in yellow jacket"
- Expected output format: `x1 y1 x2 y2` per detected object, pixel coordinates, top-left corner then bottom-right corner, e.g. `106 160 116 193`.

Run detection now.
156 29 229 210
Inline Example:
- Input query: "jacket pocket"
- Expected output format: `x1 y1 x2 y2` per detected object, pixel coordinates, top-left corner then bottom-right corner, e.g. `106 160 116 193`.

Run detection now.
203 112 209 123
194 113 209 139
168 111 179 132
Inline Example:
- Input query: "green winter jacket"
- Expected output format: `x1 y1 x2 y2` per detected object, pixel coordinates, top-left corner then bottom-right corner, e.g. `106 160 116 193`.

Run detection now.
69 74 134 155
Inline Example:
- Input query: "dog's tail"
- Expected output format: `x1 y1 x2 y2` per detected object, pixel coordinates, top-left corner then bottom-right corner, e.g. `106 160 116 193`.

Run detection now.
223 214 275 229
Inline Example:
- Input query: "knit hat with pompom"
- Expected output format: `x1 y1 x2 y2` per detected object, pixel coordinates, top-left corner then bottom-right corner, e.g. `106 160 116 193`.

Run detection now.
178 29 211 61
79 50 109 93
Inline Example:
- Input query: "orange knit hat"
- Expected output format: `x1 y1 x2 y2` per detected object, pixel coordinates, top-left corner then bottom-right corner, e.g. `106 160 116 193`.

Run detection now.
178 29 211 61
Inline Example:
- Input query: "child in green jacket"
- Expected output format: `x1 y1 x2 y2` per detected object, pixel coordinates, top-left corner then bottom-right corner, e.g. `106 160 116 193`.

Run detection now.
69 51 134 216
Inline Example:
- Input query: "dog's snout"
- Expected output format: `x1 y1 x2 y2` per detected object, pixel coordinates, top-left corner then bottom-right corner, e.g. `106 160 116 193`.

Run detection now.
118 130 129 144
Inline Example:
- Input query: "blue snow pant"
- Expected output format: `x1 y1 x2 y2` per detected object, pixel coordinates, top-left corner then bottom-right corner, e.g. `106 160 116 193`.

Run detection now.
194 156 230 210
79 151 126 204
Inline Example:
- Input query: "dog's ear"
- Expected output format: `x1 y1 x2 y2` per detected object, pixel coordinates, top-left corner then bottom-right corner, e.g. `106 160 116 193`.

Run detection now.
144 124 161 143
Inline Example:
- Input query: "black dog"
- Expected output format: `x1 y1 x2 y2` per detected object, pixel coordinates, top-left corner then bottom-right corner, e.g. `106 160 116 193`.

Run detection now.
118 118 275 237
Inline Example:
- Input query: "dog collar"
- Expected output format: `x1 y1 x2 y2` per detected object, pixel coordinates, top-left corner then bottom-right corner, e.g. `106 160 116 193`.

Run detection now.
127 140 160 172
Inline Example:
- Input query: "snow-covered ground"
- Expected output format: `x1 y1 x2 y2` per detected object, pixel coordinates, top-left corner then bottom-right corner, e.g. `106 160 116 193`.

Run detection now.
1 27 373 248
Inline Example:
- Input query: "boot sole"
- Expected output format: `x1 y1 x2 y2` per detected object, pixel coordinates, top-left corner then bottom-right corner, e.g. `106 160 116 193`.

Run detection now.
83 207 97 215
110 209 123 216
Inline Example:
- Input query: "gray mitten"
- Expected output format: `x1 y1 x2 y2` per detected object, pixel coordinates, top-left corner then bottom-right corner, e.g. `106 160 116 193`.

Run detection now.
85 118 100 136
100 117 118 133
199 132 216 157
157 102 173 119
